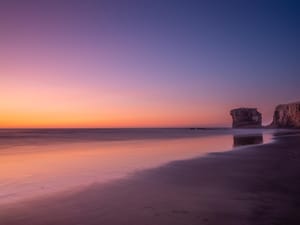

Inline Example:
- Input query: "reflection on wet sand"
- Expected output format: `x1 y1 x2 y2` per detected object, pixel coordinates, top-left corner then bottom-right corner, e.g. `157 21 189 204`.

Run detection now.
0 130 273 205
0 135 234 204
233 134 263 147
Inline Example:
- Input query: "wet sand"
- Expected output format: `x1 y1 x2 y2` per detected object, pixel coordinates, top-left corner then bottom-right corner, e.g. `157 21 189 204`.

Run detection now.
0 132 299 225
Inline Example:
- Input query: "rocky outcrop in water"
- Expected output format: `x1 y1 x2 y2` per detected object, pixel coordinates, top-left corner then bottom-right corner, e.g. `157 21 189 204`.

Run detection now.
270 102 300 128
230 108 262 128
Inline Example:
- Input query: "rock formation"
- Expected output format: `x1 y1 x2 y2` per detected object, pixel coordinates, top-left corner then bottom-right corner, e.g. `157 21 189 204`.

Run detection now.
230 108 262 128
270 102 300 128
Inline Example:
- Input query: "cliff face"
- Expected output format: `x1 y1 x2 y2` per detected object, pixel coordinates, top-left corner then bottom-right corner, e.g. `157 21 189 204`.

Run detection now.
230 108 262 128
271 102 300 128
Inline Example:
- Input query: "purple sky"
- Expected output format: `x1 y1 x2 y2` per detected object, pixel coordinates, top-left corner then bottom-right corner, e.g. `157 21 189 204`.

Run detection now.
0 0 299 127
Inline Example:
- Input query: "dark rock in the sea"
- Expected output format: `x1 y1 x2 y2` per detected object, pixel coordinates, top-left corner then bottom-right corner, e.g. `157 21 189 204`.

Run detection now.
270 102 300 128
230 108 262 128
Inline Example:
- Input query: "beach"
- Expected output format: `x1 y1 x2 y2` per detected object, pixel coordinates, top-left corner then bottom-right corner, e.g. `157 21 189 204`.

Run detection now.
1 0 298 224
0 129 299 225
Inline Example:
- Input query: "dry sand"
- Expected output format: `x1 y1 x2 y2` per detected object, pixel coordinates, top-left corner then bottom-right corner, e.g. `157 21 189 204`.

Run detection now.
0 131 299 225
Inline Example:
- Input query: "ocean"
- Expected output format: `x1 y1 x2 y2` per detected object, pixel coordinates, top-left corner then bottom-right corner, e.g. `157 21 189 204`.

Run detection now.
0 128 273 204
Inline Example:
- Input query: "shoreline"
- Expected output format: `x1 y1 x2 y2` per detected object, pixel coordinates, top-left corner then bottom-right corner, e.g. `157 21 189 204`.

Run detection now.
0 130 273 205
0 131 300 225
0 128 284 149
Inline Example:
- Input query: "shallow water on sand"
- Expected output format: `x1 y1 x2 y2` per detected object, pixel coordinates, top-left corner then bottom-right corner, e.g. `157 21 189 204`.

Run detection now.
0 128 273 204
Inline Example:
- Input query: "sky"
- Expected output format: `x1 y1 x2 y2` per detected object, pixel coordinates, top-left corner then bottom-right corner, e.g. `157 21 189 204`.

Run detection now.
0 0 299 128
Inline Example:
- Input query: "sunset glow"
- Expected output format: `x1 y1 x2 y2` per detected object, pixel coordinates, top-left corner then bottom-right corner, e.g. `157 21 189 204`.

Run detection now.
0 1 298 128
0 1 299 224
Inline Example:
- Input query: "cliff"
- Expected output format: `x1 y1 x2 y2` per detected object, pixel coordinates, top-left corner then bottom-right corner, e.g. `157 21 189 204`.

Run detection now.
230 108 262 128
270 102 300 128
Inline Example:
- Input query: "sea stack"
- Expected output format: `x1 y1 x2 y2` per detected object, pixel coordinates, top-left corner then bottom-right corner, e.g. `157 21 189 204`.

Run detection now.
270 102 300 128
230 108 262 128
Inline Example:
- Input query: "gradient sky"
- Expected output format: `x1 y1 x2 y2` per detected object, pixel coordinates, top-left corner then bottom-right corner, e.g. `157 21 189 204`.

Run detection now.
0 0 299 128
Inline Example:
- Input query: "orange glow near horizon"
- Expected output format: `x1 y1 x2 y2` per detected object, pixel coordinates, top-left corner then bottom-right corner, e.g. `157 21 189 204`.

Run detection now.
0 105 228 128
0 68 231 128
0 102 229 128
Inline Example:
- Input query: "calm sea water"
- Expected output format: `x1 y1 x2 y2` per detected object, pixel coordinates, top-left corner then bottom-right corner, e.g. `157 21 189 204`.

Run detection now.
0 128 274 204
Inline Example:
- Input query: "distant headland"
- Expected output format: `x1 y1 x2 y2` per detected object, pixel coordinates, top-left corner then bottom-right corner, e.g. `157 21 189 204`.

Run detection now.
230 101 300 128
